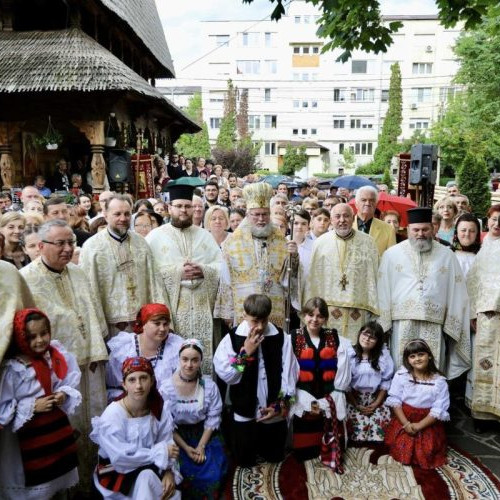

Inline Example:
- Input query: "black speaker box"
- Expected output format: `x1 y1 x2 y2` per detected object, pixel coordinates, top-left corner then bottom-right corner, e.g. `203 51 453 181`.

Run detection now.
410 144 438 185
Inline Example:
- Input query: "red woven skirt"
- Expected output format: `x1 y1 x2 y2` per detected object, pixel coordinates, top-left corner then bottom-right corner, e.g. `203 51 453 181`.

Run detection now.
384 403 447 469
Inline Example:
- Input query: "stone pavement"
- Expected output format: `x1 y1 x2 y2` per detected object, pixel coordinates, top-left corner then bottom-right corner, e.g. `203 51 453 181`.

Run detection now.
447 392 500 479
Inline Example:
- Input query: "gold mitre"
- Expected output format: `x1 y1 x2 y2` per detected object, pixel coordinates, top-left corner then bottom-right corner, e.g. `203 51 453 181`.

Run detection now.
243 182 273 210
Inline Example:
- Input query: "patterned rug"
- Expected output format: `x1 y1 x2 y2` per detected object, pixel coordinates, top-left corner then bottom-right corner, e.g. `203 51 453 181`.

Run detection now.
229 445 500 499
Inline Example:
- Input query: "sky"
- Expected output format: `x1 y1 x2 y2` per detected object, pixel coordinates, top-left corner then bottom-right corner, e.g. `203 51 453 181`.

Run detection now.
156 0 439 76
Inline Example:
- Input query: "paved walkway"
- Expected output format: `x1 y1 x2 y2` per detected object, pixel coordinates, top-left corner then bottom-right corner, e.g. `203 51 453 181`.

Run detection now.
447 391 500 479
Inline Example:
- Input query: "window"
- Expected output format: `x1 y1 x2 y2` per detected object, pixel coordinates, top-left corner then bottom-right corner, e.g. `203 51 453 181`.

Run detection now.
354 143 373 155
339 143 345 154
412 62 432 74
264 88 272 102
265 60 277 74
303 15 310 23
302 101 309 108
409 119 430 129
301 129 307 135
303 46 310 54
351 88 375 102
265 32 274 48
264 115 277 128
312 100 318 108
293 73 300 81
293 129 299 135
312 47 319 54
210 118 221 129
241 32 259 47
294 16 301 23
413 87 432 102
293 100 300 108
333 88 346 102
381 89 389 102
302 73 310 81
212 35 229 47
264 142 276 155
236 60 260 75
311 128 317 135
352 60 367 74
248 115 261 129
350 117 374 129
209 91 224 103
439 86 458 102
333 118 345 128
293 46 300 54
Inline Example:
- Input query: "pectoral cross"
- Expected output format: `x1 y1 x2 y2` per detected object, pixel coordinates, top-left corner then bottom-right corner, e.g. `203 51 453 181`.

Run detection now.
126 278 137 299
339 273 349 291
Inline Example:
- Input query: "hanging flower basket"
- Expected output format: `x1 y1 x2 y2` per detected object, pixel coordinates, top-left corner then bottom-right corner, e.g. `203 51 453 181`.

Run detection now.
36 116 63 150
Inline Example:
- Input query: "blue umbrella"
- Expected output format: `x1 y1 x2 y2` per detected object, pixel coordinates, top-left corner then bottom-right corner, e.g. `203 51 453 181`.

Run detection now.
332 175 377 190
257 174 300 189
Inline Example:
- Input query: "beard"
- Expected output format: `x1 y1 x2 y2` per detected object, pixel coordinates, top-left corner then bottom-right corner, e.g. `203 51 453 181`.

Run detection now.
335 226 352 238
170 214 193 229
409 236 433 253
109 223 129 236
250 222 274 238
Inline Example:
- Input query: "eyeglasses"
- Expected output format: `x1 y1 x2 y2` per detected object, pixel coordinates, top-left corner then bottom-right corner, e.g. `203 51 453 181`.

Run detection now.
360 331 377 340
171 204 193 211
42 239 76 248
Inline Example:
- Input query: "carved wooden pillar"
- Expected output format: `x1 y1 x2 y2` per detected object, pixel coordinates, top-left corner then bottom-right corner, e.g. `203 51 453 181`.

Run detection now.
71 120 106 194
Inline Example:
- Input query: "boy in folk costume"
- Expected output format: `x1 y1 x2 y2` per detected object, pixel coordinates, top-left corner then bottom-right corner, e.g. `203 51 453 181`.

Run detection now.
214 294 299 467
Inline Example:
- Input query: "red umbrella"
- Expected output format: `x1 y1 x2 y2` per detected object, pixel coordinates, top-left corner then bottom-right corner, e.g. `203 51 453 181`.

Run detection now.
349 192 417 227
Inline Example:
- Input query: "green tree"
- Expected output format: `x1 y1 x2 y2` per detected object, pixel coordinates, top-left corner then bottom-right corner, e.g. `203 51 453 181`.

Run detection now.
279 145 308 175
216 79 237 151
458 145 491 217
381 167 394 191
241 0 494 61
213 81 260 176
372 63 402 173
175 93 211 158
338 148 356 172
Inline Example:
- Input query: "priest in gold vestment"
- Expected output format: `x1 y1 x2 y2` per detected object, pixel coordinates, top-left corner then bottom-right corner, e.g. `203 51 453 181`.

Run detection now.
0 261 34 361
80 195 167 335
21 220 108 493
146 181 221 374
214 182 298 330
467 237 500 422
304 203 379 343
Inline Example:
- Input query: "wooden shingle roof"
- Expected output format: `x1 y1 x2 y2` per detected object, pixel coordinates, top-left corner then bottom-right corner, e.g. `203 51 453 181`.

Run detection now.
98 0 174 76
0 28 199 131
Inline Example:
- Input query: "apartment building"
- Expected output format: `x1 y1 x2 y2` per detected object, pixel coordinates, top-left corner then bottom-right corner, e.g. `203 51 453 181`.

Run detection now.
160 0 462 175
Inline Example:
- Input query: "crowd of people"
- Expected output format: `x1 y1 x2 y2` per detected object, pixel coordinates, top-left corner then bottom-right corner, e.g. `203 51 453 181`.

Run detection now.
0 154 499 499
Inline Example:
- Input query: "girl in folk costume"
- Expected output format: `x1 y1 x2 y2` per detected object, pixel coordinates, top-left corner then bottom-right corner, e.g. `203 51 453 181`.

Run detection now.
106 303 184 402
385 339 450 469
0 308 81 499
289 297 351 472
346 321 394 442
90 356 181 499
160 339 227 499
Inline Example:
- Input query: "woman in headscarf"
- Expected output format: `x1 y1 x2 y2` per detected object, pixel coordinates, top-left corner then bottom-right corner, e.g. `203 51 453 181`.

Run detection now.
160 339 227 499
106 304 183 402
90 356 181 499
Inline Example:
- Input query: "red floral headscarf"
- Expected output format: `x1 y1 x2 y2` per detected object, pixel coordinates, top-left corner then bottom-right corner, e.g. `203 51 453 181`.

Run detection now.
120 356 163 420
13 308 68 396
133 303 171 334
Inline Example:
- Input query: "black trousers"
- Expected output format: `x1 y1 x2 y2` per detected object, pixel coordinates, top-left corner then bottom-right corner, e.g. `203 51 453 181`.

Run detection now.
231 418 288 467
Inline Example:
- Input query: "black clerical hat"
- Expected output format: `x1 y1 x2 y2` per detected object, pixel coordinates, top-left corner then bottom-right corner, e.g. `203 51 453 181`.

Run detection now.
407 207 433 224
162 177 205 201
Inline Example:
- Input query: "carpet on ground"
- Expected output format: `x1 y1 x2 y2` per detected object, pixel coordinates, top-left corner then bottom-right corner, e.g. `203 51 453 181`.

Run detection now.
227 444 500 499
